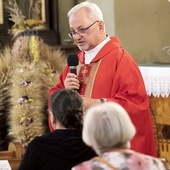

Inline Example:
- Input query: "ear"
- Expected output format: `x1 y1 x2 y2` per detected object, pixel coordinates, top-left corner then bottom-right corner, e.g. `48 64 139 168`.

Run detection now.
98 21 104 33
49 112 56 130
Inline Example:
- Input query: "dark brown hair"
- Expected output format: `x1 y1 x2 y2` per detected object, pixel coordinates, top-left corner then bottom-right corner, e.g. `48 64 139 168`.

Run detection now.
50 89 83 130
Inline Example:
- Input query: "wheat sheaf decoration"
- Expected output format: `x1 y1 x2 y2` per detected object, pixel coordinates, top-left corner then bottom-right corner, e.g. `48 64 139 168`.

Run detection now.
0 49 14 151
3 0 66 149
8 45 66 149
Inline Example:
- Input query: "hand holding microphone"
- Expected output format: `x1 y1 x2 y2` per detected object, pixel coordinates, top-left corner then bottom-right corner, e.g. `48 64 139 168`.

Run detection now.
64 54 80 90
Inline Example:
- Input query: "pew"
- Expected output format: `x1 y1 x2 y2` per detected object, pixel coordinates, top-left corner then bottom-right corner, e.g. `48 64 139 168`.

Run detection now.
0 142 24 170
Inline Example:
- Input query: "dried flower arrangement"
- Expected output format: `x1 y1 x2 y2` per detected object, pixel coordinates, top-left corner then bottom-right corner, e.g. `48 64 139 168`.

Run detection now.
0 0 66 149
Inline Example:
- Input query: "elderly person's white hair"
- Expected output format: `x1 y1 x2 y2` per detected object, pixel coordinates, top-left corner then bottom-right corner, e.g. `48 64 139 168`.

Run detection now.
83 102 136 155
67 1 104 21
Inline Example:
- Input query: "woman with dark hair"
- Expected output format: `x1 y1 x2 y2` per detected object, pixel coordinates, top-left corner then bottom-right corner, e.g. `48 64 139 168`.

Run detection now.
19 89 96 170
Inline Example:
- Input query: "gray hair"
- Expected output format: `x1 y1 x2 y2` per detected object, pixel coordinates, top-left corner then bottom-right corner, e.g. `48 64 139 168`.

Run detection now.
67 1 103 21
83 102 136 154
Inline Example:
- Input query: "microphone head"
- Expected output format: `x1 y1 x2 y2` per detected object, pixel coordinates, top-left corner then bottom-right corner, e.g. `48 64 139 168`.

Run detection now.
67 54 78 66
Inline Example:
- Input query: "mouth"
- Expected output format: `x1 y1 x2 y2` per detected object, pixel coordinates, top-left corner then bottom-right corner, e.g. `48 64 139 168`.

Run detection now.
77 41 85 46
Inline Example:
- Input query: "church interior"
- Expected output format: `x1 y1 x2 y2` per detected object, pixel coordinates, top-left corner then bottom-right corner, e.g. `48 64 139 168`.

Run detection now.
0 0 170 169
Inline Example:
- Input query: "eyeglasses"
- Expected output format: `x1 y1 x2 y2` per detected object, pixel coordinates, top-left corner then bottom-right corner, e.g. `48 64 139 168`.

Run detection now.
68 21 99 38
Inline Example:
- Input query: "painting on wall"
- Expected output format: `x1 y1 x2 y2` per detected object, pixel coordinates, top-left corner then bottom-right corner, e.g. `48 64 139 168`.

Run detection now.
40 0 46 23
0 0 3 24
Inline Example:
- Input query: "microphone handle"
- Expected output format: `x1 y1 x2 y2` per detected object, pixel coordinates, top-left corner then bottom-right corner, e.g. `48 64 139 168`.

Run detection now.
70 66 77 75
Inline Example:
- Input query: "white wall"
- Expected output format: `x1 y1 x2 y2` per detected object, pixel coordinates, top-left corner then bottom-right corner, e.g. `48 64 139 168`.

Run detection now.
114 0 170 63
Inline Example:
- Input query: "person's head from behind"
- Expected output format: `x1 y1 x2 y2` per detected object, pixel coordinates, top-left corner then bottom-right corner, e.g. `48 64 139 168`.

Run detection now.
83 102 136 155
67 1 106 51
49 89 83 130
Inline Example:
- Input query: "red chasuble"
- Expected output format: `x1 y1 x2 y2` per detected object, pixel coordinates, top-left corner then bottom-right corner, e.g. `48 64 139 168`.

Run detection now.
49 37 157 157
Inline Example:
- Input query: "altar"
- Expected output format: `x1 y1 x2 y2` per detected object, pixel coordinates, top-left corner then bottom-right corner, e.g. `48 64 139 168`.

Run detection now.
139 64 170 164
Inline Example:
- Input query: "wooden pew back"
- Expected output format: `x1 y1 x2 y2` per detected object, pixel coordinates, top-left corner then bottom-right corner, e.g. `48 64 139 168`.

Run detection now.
0 142 24 170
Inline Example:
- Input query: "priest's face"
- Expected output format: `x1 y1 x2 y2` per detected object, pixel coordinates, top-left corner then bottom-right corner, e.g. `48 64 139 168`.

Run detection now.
68 9 105 51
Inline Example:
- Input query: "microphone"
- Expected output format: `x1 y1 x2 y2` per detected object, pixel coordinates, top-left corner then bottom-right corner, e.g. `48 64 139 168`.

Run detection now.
67 54 79 75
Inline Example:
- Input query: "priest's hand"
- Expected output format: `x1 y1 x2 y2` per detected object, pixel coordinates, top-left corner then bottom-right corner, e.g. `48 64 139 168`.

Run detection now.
82 96 100 112
64 73 80 90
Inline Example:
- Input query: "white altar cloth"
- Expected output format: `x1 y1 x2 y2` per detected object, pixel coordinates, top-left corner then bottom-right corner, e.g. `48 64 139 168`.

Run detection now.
139 65 170 97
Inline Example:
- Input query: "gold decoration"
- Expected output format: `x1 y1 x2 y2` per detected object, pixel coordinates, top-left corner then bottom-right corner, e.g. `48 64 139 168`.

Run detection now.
30 35 40 63
12 19 44 30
